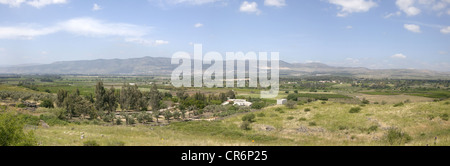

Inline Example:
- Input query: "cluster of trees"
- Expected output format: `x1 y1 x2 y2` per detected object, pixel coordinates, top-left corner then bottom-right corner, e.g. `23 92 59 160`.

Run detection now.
0 91 53 102
177 90 236 111
54 81 163 121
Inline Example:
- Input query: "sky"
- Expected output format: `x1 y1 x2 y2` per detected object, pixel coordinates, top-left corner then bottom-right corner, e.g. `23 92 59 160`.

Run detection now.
0 0 449 71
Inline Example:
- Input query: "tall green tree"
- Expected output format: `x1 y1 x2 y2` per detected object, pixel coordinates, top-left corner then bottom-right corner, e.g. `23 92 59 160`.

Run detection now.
149 84 162 111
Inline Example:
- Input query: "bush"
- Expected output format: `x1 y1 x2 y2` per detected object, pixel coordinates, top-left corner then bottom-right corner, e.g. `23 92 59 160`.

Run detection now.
440 113 449 121
368 125 378 133
102 114 114 123
40 99 54 108
17 103 26 108
251 102 266 109
361 98 370 104
115 117 122 125
275 108 282 112
393 102 404 107
309 122 317 126
240 121 251 130
384 128 412 145
256 113 265 117
83 140 100 146
107 140 125 146
287 116 294 120
285 101 297 109
0 113 37 146
241 114 256 123
304 108 311 112
349 107 361 113
338 126 348 130
298 117 307 121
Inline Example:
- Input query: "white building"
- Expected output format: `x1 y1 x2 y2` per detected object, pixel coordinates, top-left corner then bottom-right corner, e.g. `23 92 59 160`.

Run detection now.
222 99 253 107
277 99 287 105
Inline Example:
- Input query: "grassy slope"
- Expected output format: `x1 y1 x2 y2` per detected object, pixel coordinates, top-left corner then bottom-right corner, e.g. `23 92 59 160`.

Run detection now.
34 100 450 146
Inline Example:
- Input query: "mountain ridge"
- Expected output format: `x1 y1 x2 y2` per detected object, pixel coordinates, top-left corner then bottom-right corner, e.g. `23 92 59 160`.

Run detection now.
1 56 449 79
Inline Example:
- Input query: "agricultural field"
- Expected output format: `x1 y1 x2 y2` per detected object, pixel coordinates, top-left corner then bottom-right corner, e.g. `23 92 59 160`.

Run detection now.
1 75 449 146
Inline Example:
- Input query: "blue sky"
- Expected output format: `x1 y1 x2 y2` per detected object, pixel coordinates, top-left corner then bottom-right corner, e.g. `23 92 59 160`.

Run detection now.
0 0 449 71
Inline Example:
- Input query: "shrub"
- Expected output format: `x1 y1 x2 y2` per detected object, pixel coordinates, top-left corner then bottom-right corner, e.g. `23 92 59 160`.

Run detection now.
275 108 282 112
381 101 387 105
287 116 294 120
304 108 311 112
338 126 348 130
309 122 317 126
298 117 307 121
240 121 251 130
115 118 122 125
83 140 100 146
102 114 114 123
256 113 265 117
285 101 297 109
251 102 266 109
0 113 37 146
17 103 26 108
440 113 449 121
40 99 54 108
349 107 361 113
384 128 412 145
242 113 256 123
107 141 125 146
393 102 404 107
361 98 370 104
368 125 378 133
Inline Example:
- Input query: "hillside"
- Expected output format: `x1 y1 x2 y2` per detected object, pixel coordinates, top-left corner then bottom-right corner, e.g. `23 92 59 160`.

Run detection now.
1 56 449 79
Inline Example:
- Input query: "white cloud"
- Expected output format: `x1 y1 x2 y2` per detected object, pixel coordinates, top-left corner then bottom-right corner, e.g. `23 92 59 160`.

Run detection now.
0 26 58 39
164 0 221 5
26 0 67 8
0 0 26 7
92 3 102 11
264 0 285 7
154 40 169 45
441 26 450 34
396 0 421 16
0 0 67 8
125 38 169 46
346 25 353 29
392 53 407 59
58 18 150 37
194 23 203 28
404 24 421 33
328 0 377 17
240 1 261 15
0 18 168 46
384 11 402 18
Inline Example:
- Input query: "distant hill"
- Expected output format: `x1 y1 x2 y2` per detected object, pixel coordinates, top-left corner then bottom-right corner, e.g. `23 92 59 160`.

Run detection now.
0 56 449 79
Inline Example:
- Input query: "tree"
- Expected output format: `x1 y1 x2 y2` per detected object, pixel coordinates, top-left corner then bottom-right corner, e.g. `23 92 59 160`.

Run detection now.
106 86 117 114
227 90 236 99
56 89 67 107
95 81 117 115
40 99 54 108
153 110 160 123
149 84 162 111
0 113 37 146
285 101 297 109
163 110 173 123
95 81 107 112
